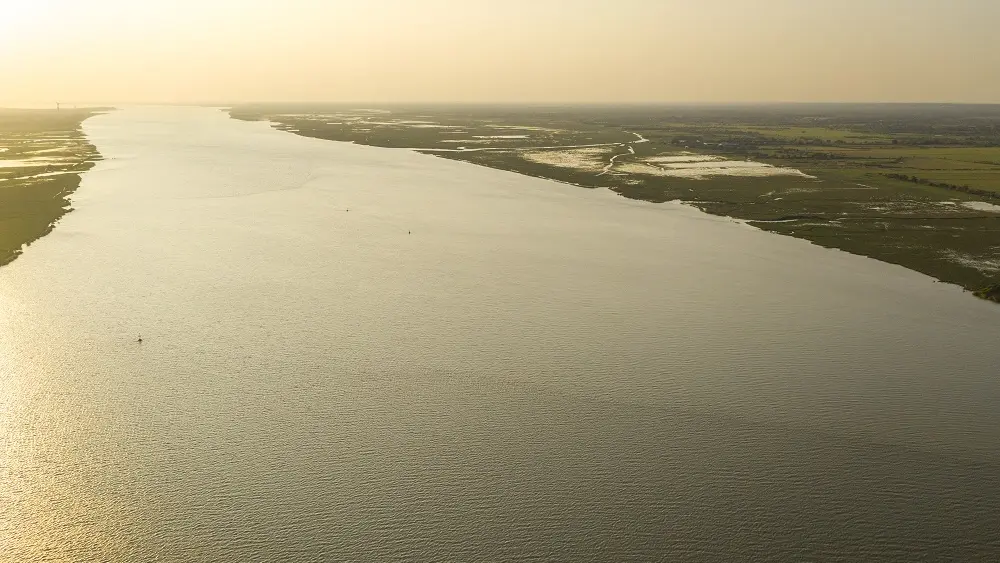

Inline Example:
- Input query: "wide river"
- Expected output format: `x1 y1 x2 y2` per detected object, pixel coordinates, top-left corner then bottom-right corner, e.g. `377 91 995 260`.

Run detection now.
2 107 999 561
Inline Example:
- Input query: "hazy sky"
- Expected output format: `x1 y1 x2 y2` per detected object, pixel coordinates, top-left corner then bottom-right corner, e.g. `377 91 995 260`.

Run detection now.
2 0 998 105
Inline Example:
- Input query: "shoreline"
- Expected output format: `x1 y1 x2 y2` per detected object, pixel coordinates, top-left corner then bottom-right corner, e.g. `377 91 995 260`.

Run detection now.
228 106 1000 303
0 108 108 267
427 149 1000 303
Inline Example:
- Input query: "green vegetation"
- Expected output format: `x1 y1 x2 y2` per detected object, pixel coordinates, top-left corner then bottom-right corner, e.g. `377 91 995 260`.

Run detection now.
0 108 104 266
230 103 1000 302
975 284 1000 303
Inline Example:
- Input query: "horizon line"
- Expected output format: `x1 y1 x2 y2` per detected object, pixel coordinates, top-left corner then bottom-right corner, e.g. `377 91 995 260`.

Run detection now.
6 100 1000 110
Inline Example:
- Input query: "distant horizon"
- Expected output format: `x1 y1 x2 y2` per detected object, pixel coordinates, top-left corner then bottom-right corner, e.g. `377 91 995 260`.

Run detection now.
8 100 1000 111
2 0 997 106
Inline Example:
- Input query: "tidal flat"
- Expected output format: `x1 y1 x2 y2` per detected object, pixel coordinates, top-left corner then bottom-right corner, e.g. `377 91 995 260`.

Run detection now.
0 108 105 266
230 104 1000 301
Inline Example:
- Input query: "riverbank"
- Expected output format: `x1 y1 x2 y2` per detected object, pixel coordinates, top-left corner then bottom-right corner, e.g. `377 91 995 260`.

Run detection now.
0 108 106 265
229 104 1000 302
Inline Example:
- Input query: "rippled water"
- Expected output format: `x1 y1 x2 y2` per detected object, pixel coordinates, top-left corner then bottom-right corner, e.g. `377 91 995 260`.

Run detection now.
2 106 999 561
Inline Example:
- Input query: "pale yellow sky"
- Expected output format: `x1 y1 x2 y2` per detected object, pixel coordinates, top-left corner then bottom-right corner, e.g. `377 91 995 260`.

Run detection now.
1 0 998 105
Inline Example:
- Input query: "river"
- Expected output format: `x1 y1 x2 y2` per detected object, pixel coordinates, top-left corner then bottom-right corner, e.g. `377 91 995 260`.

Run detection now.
2 106 999 561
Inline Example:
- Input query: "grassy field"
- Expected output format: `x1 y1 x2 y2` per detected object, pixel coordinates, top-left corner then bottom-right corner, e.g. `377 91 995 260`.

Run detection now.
230 104 1000 302
0 108 104 266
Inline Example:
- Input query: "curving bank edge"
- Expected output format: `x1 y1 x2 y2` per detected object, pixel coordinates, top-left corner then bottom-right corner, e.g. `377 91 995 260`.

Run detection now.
228 105 1000 304
0 108 108 267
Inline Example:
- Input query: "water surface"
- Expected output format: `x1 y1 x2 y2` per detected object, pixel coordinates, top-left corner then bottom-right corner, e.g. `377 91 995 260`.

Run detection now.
2 106 999 561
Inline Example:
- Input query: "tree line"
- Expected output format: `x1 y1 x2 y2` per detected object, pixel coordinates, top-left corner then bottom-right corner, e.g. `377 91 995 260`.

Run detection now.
884 173 1000 200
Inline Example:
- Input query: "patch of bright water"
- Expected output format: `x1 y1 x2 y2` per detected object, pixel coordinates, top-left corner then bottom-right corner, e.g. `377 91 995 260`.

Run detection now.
0 157 71 168
521 147 612 172
632 153 815 179
963 201 1000 213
